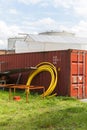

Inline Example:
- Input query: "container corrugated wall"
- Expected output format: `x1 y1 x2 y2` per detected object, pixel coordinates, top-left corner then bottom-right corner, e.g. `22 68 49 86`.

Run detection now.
0 49 87 98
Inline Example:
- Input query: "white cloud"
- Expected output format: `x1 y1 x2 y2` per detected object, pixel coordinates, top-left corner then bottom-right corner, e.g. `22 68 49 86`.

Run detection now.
1 17 87 48
0 40 7 49
22 17 59 32
9 9 18 15
52 0 87 18
73 0 87 17
1 0 87 49
56 20 87 38
71 20 87 37
37 17 56 26
0 21 21 38
18 0 42 4
13 17 87 38
40 2 49 7
0 21 21 49
18 0 87 18
29 17 87 38
53 0 73 8
18 0 74 7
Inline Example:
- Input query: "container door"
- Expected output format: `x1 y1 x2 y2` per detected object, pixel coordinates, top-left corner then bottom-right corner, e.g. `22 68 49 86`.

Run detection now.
71 51 86 98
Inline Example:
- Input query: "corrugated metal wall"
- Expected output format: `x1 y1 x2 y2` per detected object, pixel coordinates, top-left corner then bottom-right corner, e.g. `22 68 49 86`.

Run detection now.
0 49 87 98
0 50 70 96
70 50 87 98
15 41 87 53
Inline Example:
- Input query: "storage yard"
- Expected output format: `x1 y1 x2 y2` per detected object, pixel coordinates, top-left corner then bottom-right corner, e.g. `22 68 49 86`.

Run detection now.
1 1 87 129
0 31 87 99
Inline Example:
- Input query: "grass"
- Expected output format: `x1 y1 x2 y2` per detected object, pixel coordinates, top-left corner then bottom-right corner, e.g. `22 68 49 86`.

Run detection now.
0 90 87 130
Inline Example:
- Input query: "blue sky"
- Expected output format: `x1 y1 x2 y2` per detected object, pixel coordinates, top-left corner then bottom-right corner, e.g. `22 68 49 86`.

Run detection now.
0 0 87 49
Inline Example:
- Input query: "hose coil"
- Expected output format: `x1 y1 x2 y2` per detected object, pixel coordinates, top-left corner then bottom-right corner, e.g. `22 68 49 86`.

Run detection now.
26 62 58 97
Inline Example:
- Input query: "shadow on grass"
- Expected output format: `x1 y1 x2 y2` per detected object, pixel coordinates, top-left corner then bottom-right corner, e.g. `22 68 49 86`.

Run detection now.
32 106 87 130
0 105 87 130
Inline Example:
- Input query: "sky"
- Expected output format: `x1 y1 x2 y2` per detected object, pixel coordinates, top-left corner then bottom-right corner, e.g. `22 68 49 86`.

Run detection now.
0 0 87 49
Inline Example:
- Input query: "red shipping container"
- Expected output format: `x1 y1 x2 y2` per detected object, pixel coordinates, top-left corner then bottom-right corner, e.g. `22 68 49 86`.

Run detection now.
0 49 87 99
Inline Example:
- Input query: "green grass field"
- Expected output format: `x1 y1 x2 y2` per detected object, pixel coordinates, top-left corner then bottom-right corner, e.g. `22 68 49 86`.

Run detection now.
0 90 87 130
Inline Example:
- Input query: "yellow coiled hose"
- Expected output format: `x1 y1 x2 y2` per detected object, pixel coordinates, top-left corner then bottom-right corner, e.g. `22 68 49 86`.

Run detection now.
26 62 58 97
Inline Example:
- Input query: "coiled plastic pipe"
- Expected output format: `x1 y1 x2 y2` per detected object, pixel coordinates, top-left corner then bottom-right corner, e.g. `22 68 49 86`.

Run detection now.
26 62 58 97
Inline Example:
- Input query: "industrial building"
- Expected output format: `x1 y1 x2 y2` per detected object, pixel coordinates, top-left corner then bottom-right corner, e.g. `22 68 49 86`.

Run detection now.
8 31 87 53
